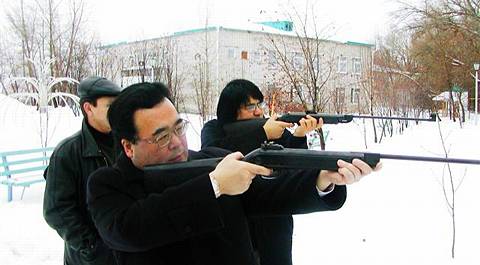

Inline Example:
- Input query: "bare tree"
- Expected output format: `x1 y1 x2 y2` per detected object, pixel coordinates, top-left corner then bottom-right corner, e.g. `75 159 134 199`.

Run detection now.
191 16 215 125
396 0 480 38
150 39 185 111
3 0 97 95
372 27 449 143
354 46 376 147
92 46 124 83
436 120 466 258
5 0 37 77
6 58 79 147
262 6 338 113
395 0 480 122
259 4 344 150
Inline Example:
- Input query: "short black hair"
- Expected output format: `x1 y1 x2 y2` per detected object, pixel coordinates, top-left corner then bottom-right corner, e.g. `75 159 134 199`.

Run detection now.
107 82 171 146
216 79 263 126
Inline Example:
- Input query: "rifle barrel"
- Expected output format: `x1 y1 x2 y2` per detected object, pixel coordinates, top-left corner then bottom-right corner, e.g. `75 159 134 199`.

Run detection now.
352 115 435 122
379 153 480 165
277 112 437 124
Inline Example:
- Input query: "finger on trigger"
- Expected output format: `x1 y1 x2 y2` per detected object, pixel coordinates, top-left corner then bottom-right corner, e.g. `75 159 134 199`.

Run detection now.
227 151 244 160
275 121 293 128
249 163 272 177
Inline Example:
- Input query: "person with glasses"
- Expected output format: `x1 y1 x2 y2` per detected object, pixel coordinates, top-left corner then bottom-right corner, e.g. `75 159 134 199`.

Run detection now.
201 78 320 265
86 81 379 265
43 76 122 265
201 79 320 154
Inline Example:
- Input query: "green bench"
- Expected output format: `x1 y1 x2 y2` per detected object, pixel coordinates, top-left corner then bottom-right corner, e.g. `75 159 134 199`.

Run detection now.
0 147 54 202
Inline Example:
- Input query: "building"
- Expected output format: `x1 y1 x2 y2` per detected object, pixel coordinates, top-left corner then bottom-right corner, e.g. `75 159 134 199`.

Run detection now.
100 21 374 115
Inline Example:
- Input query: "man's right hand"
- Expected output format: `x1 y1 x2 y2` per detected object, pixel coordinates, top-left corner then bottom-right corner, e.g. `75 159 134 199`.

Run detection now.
209 152 272 196
263 114 293 140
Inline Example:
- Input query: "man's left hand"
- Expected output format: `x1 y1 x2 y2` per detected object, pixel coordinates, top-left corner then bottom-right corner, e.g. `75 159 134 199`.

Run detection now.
316 159 382 191
293 115 323 137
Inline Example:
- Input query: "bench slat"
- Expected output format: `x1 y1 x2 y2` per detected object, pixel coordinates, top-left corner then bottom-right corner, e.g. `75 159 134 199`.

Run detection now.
0 156 50 168
0 165 48 176
0 147 53 202
0 177 45 187
0 147 54 156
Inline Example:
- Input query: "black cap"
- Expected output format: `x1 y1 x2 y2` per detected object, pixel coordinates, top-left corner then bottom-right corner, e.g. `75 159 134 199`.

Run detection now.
77 76 122 98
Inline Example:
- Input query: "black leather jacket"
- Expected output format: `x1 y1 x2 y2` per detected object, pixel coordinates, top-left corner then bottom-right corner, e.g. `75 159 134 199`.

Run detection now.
43 119 116 264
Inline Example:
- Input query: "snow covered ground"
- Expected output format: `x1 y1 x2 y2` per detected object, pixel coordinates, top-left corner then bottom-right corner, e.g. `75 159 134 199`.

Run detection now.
293 119 480 265
1 94 479 264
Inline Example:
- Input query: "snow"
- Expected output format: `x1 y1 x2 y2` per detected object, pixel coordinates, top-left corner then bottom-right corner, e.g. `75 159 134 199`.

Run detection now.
293 119 480 265
1 95 479 264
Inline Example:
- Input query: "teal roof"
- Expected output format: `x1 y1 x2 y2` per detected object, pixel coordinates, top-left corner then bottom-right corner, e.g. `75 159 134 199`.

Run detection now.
99 41 128 49
173 26 219 36
345 41 374 47
99 26 373 49
257 21 293 32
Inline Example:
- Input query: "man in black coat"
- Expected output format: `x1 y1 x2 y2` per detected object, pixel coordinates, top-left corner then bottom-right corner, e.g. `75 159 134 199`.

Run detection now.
201 79 320 154
201 79 321 265
86 82 378 265
43 77 122 265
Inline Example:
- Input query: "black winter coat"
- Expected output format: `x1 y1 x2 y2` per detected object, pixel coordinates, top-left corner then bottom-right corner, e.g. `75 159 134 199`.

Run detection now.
200 119 307 154
200 119 308 265
43 119 116 265
86 148 346 265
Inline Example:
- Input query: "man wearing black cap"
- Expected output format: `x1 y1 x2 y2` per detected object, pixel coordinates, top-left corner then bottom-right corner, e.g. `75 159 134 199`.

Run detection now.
43 76 122 265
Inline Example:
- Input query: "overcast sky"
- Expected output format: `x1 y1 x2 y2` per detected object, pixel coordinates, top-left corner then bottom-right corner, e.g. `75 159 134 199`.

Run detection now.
0 0 400 45
85 0 398 45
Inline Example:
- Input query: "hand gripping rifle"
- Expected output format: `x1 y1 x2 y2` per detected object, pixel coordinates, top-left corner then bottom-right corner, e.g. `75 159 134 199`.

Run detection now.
144 142 480 175
223 112 437 135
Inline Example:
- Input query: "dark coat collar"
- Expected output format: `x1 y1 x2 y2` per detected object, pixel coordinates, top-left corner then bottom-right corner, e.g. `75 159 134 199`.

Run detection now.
80 119 103 158
115 152 144 181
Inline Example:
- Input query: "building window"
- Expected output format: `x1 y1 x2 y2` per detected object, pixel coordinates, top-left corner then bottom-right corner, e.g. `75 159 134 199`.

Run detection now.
350 88 360 103
312 56 321 73
338 56 347 73
293 52 303 70
336 87 345 103
334 87 345 113
227 48 236 58
252 51 261 62
352 58 361 74
241 51 248 60
268 51 277 70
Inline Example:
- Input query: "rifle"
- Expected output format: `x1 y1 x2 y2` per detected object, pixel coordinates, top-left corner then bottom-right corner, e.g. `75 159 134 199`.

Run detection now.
223 112 437 135
144 142 480 174
278 112 437 124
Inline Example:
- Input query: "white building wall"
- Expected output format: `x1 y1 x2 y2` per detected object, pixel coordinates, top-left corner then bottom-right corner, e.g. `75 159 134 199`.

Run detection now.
101 26 373 114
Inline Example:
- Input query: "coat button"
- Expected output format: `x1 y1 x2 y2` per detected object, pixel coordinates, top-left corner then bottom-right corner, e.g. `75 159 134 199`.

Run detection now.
184 226 192 234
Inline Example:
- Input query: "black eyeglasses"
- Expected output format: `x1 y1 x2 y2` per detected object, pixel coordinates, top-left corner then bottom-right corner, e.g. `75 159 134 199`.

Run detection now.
135 119 189 148
244 102 267 112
